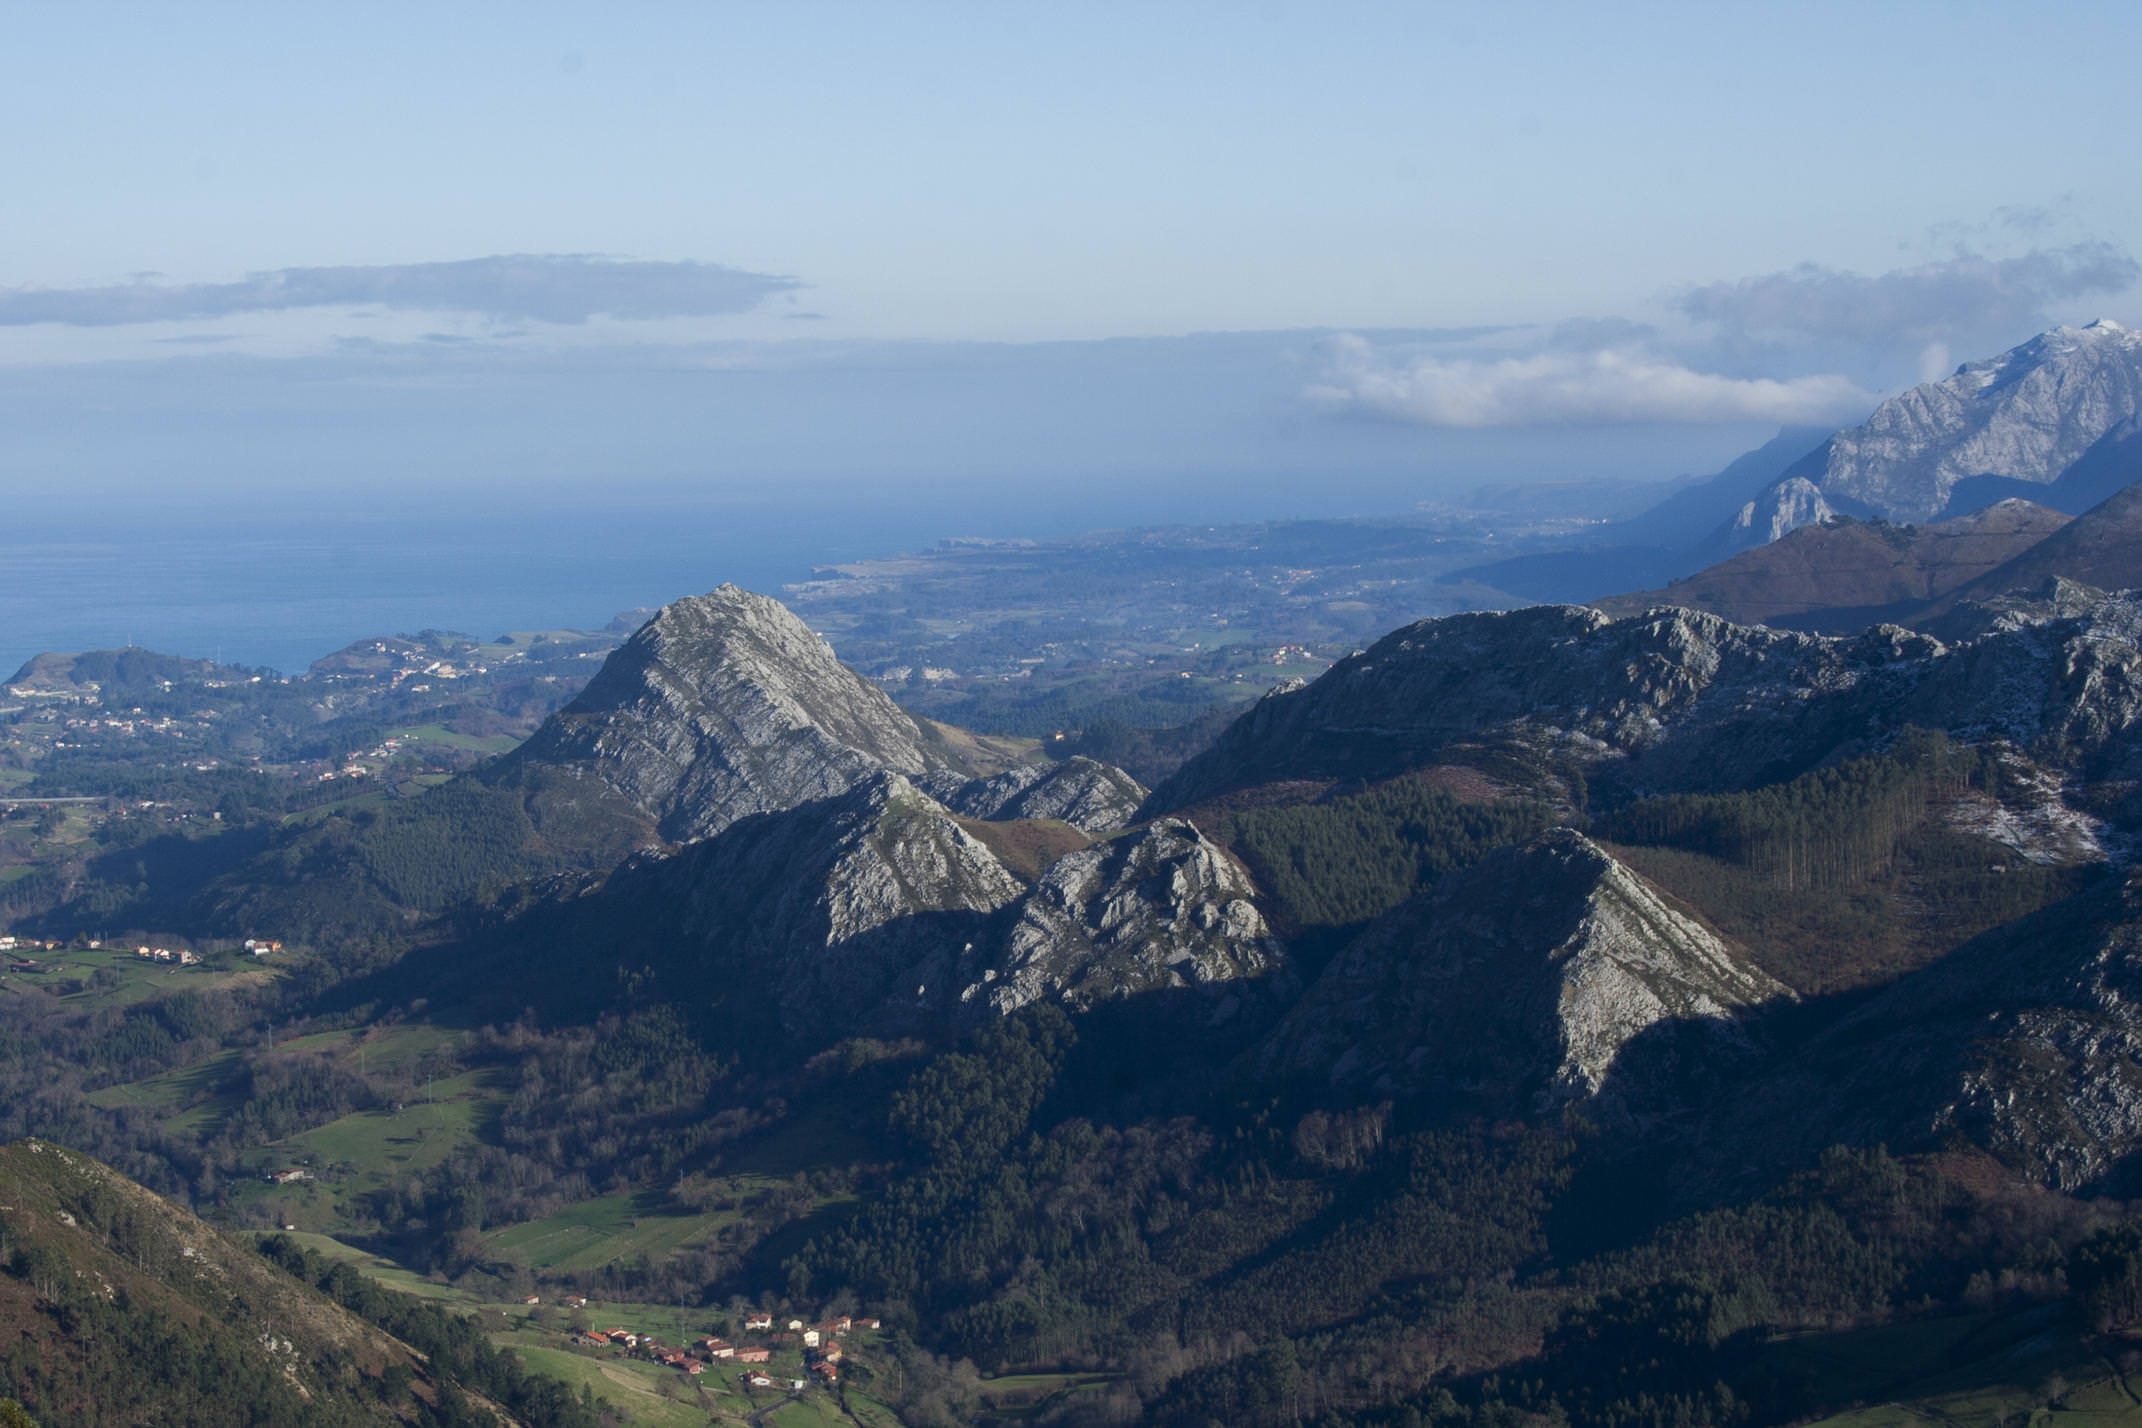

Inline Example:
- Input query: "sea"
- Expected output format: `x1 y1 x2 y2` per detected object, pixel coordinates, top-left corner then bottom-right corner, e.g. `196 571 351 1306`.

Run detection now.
0 474 1332 677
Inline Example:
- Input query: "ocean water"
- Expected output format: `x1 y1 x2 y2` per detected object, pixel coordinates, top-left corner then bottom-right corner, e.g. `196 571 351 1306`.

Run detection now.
0 484 1063 676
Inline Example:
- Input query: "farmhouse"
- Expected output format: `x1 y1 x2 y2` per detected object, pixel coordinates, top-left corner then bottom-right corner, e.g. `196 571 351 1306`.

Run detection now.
735 1347 771 1364
745 1313 774 1331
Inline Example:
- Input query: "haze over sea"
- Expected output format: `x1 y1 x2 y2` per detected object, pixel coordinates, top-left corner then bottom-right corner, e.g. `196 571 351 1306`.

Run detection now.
0 470 1458 678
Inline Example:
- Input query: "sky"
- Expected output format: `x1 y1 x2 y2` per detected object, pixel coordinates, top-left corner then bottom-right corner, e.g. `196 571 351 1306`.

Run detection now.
3 1 2140 514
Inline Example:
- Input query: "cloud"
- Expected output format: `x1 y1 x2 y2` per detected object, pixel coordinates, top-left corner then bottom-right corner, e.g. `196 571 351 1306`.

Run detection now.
1307 334 1872 428
0 254 800 327
1676 242 2137 346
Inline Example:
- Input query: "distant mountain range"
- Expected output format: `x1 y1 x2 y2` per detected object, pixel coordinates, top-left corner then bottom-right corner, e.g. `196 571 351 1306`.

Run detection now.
1461 319 2142 606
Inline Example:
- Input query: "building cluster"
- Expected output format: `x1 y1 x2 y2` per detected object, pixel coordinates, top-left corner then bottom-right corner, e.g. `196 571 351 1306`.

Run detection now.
136 945 200 966
570 1311 881 1392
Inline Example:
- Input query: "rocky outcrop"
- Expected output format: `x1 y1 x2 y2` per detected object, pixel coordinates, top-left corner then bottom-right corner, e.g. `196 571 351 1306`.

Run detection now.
1258 831 1786 1113
498 585 956 843
1726 475 1838 552
1909 590 2142 776
960 818 1287 1019
939 756 1148 833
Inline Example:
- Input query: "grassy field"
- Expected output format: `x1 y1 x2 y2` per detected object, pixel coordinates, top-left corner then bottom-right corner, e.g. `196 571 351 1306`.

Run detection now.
482 1189 737 1274
505 1340 717 1427
10 945 277 1012
1778 1308 2142 1426
387 722 525 756
88 1048 241 1115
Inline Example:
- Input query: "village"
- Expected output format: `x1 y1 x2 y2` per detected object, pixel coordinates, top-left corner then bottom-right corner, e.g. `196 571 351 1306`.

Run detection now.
513 1297 894 1416
0 931 290 987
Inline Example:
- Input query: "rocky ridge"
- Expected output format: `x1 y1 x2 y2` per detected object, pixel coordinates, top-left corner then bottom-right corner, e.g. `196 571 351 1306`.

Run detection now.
1154 591 2142 811
1259 830 1785 1113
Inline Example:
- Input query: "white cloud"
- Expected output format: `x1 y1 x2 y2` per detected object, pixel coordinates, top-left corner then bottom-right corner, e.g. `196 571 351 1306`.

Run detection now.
1307 334 1873 428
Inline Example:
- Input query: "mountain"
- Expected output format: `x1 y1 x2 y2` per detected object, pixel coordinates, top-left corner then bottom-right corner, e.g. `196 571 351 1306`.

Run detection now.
420 774 1280 1048
1734 319 2142 543
492 582 982 846
0 1140 451 1425
1594 500 2071 631
1698 864 2142 1197
196 585 1146 943
1258 829 1785 1114
1916 479 2142 633
1149 605 1936 811
969 816 1287 1019
1152 590 2142 816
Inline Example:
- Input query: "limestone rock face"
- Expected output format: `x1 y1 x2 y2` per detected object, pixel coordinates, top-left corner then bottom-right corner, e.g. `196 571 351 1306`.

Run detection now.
961 818 1287 1018
503 585 951 843
1911 590 2142 775
940 756 1148 833
1752 320 2142 538
1260 830 1786 1112
1727 475 1838 551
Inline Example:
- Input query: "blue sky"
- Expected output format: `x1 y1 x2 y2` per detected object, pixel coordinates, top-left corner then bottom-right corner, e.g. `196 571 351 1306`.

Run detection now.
3 1 2139 505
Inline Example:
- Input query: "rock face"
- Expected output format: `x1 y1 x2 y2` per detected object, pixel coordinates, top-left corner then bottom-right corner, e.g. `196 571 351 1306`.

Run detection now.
1750 320 2142 538
961 818 1287 1018
938 756 1148 833
1727 474 1838 551
1260 831 1785 1112
500 585 952 843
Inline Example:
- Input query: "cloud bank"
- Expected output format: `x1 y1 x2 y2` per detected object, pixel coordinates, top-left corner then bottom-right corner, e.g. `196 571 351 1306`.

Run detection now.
0 254 800 327
1307 335 1872 428
1677 242 2137 345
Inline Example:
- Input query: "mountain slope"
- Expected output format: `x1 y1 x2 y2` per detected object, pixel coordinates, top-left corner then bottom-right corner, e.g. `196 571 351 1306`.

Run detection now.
1919 479 2142 632
1735 319 2142 540
1258 830 1785 1113
0 1140 449 1426
1594 500 2071 630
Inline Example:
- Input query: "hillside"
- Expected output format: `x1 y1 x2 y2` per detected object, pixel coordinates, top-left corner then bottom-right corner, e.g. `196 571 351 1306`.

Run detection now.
1594 500 2069 631
0 1139 449 1425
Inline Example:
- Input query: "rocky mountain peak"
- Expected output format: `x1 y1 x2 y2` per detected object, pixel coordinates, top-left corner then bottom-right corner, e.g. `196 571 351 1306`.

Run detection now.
499 584 951 843
1736 320 2142 540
